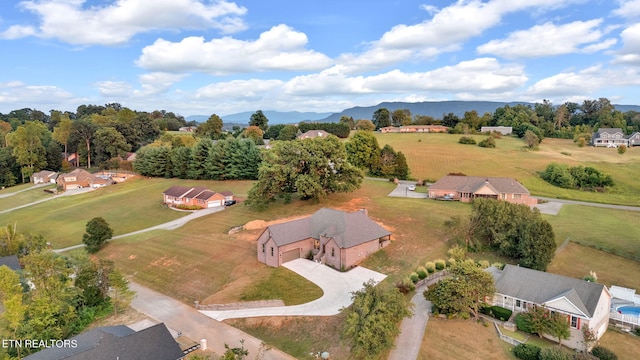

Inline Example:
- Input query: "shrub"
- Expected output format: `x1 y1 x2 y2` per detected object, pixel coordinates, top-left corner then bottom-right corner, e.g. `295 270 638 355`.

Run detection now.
618 144 627 155
395 278 415 294
175 204 203 210
540 347 572 360
577 137 587 147
435 259 446 270
447 244 466 261
490 131 502 139
409 272 420 283
477 260 490 269
446 258 457 268
458 136 476 145
460 312 470 320
491 262 504 270
425 261 436 274
515 313 533 333
513 343 541 360
590 346 617 360
478 137 496 148
635 327 640 336
489 306 512 321
416 266 428 279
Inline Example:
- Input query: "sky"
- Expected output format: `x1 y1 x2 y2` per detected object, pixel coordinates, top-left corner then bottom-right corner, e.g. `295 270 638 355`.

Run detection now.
0 0 639 117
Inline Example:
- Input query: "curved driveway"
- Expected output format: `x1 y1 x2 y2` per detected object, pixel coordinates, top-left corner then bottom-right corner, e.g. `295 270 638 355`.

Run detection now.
200 258 386 321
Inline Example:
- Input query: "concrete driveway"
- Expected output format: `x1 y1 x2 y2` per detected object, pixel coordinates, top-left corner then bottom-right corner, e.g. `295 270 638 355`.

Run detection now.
200 259 386 321
388 180 428 199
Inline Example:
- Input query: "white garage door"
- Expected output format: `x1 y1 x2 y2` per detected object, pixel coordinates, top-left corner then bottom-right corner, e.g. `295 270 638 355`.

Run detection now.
208 200 222 207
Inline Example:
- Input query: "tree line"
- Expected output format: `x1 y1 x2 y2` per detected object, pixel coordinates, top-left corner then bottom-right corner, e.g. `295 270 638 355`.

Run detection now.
0 225 131 358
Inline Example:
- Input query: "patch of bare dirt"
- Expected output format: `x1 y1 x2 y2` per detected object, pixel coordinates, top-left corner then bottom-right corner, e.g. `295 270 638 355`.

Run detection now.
149 255 181 268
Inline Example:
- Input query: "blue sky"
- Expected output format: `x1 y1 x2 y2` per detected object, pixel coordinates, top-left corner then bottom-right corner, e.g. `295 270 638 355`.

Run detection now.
1 0 639 116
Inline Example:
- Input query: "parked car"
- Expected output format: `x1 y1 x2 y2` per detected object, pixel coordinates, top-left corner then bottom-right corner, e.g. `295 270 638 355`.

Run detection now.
224 200 237 206
407 185 416 191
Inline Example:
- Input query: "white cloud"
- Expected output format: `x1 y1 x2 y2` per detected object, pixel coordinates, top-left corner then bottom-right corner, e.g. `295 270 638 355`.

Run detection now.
136 25 333 74
613 0 640 18
0 81 83 112
335 0 584 73
1 0 247 45
614 23 640 65
194 79 284 101
526 65 640 97
138 72 188 95
477 20 615 58
284 58 527 96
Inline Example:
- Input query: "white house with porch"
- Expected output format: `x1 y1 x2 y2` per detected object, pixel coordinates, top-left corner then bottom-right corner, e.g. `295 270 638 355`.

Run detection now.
487 265 611 351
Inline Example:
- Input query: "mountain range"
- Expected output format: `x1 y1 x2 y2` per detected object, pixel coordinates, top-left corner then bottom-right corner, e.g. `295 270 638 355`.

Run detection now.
187 101 640 126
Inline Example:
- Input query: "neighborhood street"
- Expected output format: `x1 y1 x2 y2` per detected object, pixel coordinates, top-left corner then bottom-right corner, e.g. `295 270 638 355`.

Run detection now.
128 281 295 360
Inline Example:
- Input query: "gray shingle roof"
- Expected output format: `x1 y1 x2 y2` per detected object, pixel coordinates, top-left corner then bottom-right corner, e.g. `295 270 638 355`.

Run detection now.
429 175 530 195
163 185 195 198
492 264 606 317
0 255 21 271
267 208 390 249
24 323 184 360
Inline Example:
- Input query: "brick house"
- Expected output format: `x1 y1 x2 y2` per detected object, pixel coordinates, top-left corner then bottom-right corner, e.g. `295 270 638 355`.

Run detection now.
428 175 537 206
162 186 233 208
31 170 58 184
257 208 391 269
379 125 449 133
56 169 111 190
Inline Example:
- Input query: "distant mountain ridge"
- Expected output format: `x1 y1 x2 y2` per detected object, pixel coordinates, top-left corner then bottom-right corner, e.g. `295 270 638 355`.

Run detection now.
188 101 640 125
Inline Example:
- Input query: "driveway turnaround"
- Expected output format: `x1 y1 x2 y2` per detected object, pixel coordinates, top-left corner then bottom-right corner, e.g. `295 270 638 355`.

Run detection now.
200 259 387 321
388 180 428 199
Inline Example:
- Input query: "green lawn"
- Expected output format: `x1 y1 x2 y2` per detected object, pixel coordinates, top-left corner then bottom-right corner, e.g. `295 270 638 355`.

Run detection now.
375 133 640 206
0 184 56 212
0 177 254 248
545 205 640 260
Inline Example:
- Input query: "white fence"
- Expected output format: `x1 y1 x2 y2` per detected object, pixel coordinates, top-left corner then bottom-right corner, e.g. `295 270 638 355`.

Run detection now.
609 311 640 327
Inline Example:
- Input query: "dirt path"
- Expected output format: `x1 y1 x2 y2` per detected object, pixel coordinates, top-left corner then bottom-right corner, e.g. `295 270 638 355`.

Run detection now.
128 281 294 360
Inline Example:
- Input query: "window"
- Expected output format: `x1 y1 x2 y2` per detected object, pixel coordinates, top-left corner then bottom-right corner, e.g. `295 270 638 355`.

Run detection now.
331 248 335 257
513 194 521 199
314 240 320 250
516 300 521 308
270 247 274 257
571 316 578 329
262 243 265 253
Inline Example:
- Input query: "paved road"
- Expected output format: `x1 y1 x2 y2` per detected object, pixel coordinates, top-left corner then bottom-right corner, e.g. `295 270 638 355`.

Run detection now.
0 183 51 198
388 285 432 360
0 187 95 215
200 258 386 321
54 206 225 253
129 281 294 360
388 180 428 199
534 196 640 212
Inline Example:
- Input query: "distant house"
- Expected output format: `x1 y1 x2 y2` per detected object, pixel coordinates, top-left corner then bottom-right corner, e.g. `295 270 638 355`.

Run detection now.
178 126 197 132
0 255 21 272
488 264 611 351
379 125 449 133
481 126 512 135
56 169 111 190
162 186 233 208
591 128 627 147
24 323 184 360
628 132 640 147
257 208 391 269
297 130 330 139
32 170 58 184
428 175 537 206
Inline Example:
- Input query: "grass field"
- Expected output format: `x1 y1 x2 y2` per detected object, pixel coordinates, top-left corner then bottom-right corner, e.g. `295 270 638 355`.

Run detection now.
545 205 640 260
375 133 640 206
0 184 56 212
0 177 253 248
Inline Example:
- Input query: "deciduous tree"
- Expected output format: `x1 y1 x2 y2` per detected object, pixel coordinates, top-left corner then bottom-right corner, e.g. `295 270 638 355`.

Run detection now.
249 110 269 132
6 121 49 182
372 108 390 129
196 114 224 139
82 217 113 254
343 280 412 358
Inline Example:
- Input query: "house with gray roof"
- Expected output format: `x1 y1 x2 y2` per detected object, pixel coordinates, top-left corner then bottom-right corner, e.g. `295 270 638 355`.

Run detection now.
591 127 640 147
31 170 58 184
24 323 184 360
257 208 391 269
489 264 611 351
428 175 537 206
162 185 233 208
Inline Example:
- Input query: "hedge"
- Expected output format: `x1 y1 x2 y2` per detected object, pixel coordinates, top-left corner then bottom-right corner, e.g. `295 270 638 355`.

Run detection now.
515 313 532 333
590 346 617 360
513 343 540 360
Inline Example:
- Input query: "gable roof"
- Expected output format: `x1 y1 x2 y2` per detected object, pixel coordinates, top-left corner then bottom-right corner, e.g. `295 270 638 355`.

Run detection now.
596 127 623 134
163 185 193 198
491 264 606 318
32 170 57 179
24 323 184 360
429 175 530 195
265 208 390 249
297 130 329 139
0 255 21 271
58 169 108 185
